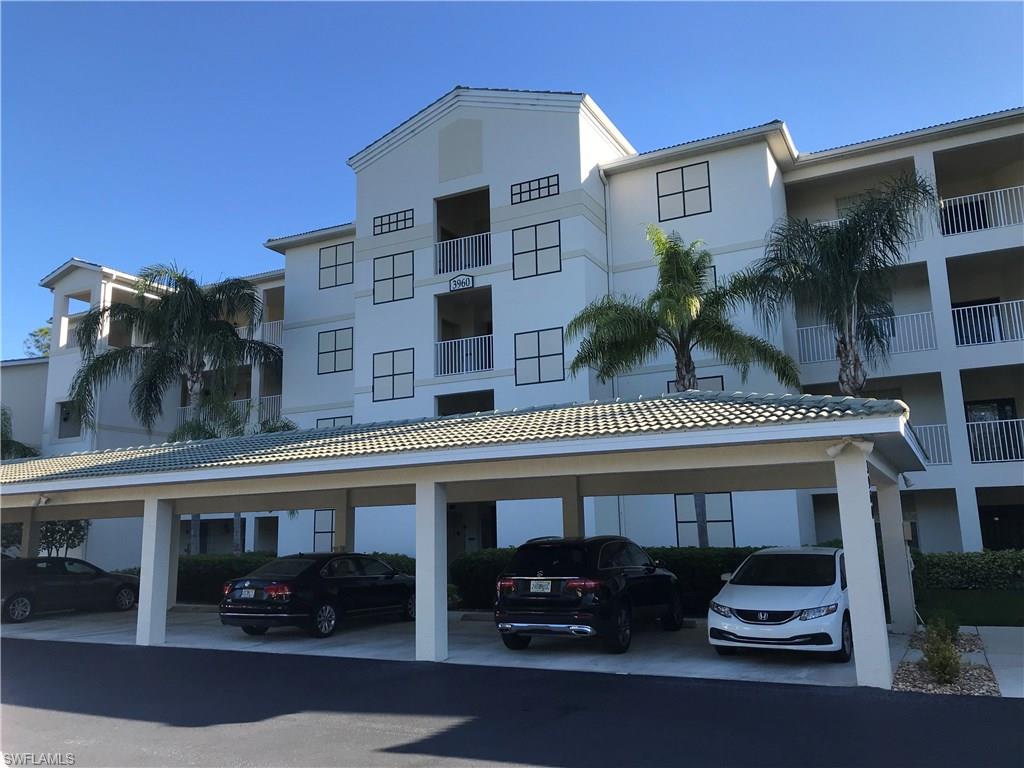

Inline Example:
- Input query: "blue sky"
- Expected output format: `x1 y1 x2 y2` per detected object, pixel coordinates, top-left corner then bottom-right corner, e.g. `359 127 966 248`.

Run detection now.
2 1 1022 356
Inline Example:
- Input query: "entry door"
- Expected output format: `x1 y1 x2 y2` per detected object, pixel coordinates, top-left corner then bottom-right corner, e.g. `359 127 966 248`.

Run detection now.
979 506 1024 550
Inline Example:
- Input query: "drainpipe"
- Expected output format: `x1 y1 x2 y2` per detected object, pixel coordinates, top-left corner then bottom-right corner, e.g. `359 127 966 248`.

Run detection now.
599 166 623 536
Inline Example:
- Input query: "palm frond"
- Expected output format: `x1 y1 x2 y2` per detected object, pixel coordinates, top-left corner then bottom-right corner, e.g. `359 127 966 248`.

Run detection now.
566 295 661 381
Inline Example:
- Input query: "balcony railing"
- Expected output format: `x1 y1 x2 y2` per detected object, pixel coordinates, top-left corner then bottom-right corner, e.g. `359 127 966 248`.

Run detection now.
938 185 1024 236
261 319 283 346
795 311 937 364
176 398 252 428
258 394 282 424
914 424 952 465
967 419 1024 463
951 299 1024 346
435 232 491 275
435 334 494 376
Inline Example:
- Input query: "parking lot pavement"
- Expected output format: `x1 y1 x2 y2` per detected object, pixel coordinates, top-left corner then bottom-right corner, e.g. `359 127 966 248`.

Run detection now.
0 607 912 688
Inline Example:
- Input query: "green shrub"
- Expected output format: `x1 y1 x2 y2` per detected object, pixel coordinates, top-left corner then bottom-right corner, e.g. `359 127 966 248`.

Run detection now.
367 551 415 576
913 550 1024 592
922 618 961 684
646 546 761 615
448 548 516 609
926 607 961 638
176 552 277 604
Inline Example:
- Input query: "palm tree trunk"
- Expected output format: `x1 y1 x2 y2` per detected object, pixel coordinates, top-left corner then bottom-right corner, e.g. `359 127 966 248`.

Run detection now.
672 352 700 392
836 335 867 396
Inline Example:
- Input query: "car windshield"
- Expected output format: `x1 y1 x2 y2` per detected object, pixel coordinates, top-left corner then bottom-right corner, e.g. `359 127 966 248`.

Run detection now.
730 554 836 587
507 545 588 577
248 558 316 578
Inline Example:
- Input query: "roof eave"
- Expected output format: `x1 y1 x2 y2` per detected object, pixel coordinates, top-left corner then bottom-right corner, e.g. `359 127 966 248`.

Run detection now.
263 223 357 254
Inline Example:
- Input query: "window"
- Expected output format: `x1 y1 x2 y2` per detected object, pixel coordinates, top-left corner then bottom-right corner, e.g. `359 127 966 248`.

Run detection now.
358 557 394 576
512 220 561 279
373 208 414 236
667 375 725 394
373 252 414 304
598 541 628 569
676 492 734 547
514 328 564 385
316 415 353 429
313 509 335 552
57 401 82 439
656 161 711 222
373 348 415 401
839 554 847 591
319 243 354 289
323 557 359 577
64 560 101 575
625 543 653 568
511 173 559 205
317 328 353 374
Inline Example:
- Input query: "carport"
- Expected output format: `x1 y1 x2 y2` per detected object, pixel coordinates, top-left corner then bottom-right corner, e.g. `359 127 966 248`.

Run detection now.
1 391 925 689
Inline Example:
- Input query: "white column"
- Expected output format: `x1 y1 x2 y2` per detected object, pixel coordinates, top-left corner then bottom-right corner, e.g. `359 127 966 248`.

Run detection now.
415 480 448 662
953 486 983 552
560 477 584 537
166 513 181 610
876 480 917 635
19 517 41 558
244 513 256 552
334 490 356 553
831 441 892 689
137 497 174 646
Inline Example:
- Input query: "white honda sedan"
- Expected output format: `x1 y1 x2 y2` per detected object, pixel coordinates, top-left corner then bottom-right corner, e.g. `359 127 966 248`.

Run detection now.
707 547 852 662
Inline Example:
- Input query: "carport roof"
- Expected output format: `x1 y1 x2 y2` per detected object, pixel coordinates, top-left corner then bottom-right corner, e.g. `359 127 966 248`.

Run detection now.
1 391 909 486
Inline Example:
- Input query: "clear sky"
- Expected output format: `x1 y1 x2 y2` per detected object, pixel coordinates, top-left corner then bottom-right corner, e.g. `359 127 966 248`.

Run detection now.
2 1 1022 356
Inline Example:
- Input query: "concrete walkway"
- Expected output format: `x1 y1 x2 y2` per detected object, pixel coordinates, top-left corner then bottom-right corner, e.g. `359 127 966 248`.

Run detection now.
977 626 1024 698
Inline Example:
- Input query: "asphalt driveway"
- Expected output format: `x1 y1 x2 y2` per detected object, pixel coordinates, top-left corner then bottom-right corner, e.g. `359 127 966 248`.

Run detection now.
2 638 1021 768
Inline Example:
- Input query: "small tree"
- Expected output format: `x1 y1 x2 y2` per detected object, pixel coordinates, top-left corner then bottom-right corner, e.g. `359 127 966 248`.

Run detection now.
39 520 92 557
23 320 51 357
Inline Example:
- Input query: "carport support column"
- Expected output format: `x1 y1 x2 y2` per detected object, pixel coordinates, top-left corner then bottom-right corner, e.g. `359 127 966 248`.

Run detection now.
830 441 891 689
877 480 917 635
415 480 448 662
166 513 180 610
19 516 41 558
335 490 355 553
560 477 584 537
137 497 174 646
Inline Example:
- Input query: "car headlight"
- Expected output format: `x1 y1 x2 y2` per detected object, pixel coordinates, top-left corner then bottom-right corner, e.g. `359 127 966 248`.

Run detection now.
710 601 733 618
799 603 838 621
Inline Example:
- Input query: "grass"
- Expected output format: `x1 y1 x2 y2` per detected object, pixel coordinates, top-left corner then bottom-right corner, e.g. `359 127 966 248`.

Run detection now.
918 589 1024 627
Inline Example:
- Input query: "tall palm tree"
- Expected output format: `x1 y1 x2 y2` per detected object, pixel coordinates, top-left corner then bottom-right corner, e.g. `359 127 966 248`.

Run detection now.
70 264 283 431
734 172 935 396
567 225 800 392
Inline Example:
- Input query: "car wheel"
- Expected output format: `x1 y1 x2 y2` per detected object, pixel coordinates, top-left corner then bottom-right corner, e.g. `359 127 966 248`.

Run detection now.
242 625 268 636
831 614 853 663
714 645 737 656
402 592 415 621
603 603 632 654
660 592 685 631
113 585 136 611
4 594 33 623
501 634 531 650
308 602 338 638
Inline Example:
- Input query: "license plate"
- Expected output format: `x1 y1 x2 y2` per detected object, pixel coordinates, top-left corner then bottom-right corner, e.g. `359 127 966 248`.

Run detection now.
240 589 255 599
530 580 551 593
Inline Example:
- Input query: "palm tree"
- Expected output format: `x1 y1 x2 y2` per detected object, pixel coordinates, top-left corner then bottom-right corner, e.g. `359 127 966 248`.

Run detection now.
567 225 800 392
69 264 283 431
734 172 935 396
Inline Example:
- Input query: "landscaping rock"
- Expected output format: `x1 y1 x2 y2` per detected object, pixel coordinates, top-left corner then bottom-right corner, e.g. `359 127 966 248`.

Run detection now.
893 661 1001 696
908 629 985 654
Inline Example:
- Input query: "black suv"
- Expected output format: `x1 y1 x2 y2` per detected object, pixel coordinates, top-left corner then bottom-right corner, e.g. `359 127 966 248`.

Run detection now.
494 536 684 653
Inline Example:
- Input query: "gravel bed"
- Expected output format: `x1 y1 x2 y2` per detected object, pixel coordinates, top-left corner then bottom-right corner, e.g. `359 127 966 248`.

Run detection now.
893 661 1001 696
908 630 985 654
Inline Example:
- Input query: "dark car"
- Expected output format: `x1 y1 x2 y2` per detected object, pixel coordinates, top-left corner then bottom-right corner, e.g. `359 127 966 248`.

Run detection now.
1 557 139 623
220 553 415 637
494 536 685 653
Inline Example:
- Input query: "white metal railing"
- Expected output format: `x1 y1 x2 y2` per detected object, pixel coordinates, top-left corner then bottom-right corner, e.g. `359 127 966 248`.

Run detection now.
967 419 1024 463
795 311 937 364
914 424 952 465
814 211 926 240
939 185 1024 236
65 322 81 348
951 299 1024 346
261 320 283 346
258 394 282 424
434 232 491 275
176 398 252 428
435 334 494 376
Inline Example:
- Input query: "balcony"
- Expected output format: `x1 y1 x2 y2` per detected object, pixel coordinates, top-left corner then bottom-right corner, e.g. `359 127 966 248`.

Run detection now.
938 185 1024 236
914 424 952 465
968 419 1024 463
258 394 282 424
435 334 494 377
261 320 283 346
952 300 1024 347
434 232 492 275
796 311 937 364
176 398 251 429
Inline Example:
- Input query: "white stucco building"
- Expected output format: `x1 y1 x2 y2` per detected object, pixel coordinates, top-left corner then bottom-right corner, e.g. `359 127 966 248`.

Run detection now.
4 87 1022 567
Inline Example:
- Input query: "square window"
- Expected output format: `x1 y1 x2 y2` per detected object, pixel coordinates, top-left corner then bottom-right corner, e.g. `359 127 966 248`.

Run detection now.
373 348 415 401
514 328 564 385
515 359 539 385
683 162 709 189
319 243 354 289
513 227 536 253
511 174 560 205
513 251 536 278
317 327 353 374
316 415 353 429
656 169 683 195
512 221 561 280
538 327 562 355
373 208 414 236
684 188 712 215
675 495 697 523
373 252 414 304
658 194 685 222
677 523 700 547
657 161 711 222
515 332 538 359
538 355 563 382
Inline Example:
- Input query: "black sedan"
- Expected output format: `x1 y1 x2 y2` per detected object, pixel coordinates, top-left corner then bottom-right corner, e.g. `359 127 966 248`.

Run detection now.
1 557 139 623
495 536 685 653
220 553 415 637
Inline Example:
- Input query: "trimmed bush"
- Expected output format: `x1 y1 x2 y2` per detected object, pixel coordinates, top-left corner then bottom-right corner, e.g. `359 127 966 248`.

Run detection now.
913 550 1024 592
367 552 415 576
176 553 277 604
922 617 960 684
449 548 516 609
647 546 760 615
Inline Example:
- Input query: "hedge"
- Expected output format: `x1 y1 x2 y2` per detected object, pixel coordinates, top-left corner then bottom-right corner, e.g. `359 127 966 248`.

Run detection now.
448 548 516 609
912 550 1024 592
176 553 278 604
367 551 415 576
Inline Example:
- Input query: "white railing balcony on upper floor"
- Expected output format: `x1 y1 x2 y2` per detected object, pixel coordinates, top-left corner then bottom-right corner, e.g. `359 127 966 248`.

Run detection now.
795 311 937 364
914 424 952 465
261 320 283 346
258 394 282 424
176 398 252 428
967 419 1024 463
435 334 494 377
435 232 491 275
938 185 1024 236
951 300 1024 347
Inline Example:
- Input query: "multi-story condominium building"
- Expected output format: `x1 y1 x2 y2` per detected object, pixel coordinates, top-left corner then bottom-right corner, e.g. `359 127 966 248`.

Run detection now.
3 87 1021 568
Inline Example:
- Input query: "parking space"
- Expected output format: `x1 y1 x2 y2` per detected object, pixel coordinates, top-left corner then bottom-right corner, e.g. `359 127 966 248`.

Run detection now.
0 608 910 688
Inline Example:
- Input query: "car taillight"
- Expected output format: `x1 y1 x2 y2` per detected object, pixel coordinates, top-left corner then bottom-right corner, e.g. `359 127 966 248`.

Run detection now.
565 579 603 594
264 584 292 600
496 578 516 596
222 581 233 596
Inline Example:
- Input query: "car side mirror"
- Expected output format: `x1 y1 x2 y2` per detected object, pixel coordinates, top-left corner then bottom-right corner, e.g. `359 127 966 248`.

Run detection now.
652 559 663 568
720 572 732 583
